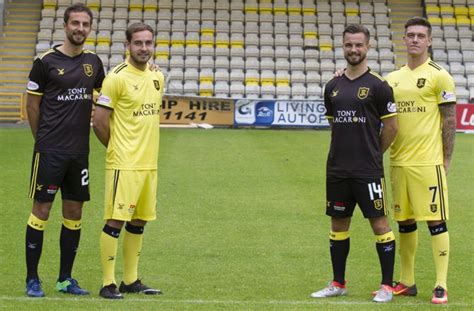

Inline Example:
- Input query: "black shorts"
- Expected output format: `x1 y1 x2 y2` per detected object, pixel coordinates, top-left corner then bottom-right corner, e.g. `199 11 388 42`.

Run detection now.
28 152 90 202
326 176 388 219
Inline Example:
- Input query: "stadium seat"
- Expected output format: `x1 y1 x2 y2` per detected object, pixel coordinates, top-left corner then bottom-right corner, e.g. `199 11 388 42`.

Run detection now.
183 81 199 96
215 81 230 98
230 82 245 98
291 83 307 99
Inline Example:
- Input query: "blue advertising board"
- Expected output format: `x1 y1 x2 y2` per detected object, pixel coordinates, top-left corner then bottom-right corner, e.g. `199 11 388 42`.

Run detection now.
234 99 329 128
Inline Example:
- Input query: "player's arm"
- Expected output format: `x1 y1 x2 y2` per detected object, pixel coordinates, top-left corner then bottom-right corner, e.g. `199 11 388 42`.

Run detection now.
439 103 456 174
92 105 112 147
26 93 42 140
380 115 398 153
323 81 334 128
25 58 46 140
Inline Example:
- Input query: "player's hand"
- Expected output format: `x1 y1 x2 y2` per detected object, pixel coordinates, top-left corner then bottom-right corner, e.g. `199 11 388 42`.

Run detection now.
333 68 346 78
444 159 450 176
148 62 161 72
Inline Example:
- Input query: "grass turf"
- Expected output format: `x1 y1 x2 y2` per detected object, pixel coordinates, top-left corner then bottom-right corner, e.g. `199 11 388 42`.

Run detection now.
0 128 472 310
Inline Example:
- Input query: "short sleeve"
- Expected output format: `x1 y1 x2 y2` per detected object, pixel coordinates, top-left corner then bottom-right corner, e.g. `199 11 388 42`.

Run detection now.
26 58 47 95
435 70 456 104
96 74 121 110
324 81 333 118
94 57 106 91
376 80 397 119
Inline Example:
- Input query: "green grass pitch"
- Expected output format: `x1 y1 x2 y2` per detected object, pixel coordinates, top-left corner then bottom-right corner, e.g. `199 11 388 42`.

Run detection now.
0 128 472 310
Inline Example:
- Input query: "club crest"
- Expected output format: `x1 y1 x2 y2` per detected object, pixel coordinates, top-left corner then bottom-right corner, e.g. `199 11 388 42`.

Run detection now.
83 64 93 77
153 80 160 91
417 78 426 88
357 87 369 99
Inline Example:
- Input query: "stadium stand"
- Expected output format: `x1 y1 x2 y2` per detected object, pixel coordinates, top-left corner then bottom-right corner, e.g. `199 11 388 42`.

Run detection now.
27 0 401 99
0 0 473 105
424 0 474 102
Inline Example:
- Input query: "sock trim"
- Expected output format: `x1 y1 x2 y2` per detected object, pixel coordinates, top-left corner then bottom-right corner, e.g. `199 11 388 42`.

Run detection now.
28 213 47 231
125 223 144 234
429 222 448 236
399 223 417 233
330 231 350 241
103 224 121 238
63 218 81 230
376 231 396 243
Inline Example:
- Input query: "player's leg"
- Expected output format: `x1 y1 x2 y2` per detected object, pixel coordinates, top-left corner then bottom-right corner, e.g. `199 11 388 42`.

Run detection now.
330 217 352 286
100 169 140 299
122 219 146 286
25 152 62 297
424 165 449 303
25 201 52 297
100 218 125 299
355 177 395 302
311 177 354 298
428 220 449 304
369 216 395 287
55 154 90 295
406 165 449 303
391 166 418 295
119 170 161 295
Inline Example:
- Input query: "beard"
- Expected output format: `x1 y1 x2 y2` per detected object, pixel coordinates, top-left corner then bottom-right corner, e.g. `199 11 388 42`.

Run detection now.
130 52 151 65
345 52 367 66
66 31 87 46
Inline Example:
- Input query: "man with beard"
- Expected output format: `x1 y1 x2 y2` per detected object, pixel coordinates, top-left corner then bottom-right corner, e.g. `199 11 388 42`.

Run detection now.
93 22 165 299
310 24 398 303
24 3 104 297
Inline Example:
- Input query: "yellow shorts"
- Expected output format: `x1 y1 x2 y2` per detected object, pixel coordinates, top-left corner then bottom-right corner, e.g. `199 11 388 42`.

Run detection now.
390 165 449 221
104 169 158 221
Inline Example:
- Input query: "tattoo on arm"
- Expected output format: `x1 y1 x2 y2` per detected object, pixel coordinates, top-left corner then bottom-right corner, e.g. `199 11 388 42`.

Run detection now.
439 103 456 166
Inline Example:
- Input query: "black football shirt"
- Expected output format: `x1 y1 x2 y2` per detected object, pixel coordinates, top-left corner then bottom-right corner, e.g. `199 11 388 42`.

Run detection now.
324 69 396 178
26 45 105 154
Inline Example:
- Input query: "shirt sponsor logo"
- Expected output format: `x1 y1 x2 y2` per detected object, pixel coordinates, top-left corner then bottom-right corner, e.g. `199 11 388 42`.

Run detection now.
57 88 91 101
27 80 40 91
441 90 455 101
333 110 366 123
396 101 426 113
387 101 396 113
133 102 160 117
357 87 369 99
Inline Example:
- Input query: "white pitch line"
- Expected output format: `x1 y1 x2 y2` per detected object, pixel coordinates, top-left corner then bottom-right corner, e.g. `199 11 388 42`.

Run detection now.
0 296 471 307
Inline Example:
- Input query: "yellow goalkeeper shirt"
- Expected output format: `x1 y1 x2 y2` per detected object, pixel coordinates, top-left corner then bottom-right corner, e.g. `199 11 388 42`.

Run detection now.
385 58 456 166
96 61 165 170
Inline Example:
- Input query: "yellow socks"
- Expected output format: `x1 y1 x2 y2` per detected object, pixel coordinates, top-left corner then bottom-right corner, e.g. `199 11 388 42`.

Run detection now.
398 224 418 286
430 223 449 289
100 225 121 286
122 224 144 285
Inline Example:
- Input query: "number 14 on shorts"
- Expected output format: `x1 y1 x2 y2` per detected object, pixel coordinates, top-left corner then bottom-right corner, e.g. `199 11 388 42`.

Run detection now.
368 182 383 200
